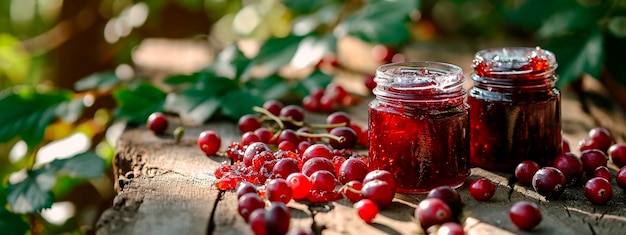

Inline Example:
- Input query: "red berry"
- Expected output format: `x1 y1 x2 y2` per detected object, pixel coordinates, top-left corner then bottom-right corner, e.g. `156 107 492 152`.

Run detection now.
238 114 261 133
243 142 271 167
301 144 334 165
249 208 267 235
584 177 613 205
553 153 583 185
266 178 292 204
272 158 299 179
514 161 540 186
338 158 369 184
236 181 258 199
371 45 395 63
415 198 453 229
255 127 274 144
593 166 611 181
509 201 541 230
354 199 379 224
588 127 613 152
319 95 337 112
532 167 566 199
580 149 608 175
436 222 465 235
328 127 358 149
426 186 463 214
616 166 626 190
278 141 296 152
326 111 351 130
302 95 320 112
364 75 376 93
340 180 363 202
147 112 168 134
263 100 283 116
609 144 626 168
241 131 262 146
278 129 300 146
301 157 335 177
198 130 221 156
238 193 266 222
264 202 290 235
469 178 496 201
310 170 338 192
280 105 305 129
362 179 395 208
562 138 571 153
363 170 396 193
286 172 311 200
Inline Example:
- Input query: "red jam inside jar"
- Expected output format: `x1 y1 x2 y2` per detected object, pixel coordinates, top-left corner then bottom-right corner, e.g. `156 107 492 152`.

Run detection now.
368 62 470 194
469 47 562 172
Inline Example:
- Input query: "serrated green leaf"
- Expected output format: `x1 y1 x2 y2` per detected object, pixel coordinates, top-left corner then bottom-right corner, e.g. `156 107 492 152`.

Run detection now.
244 75 291 100
0 208 29 235
220 90 264 120
250 35 306 75
74 72 121 91
543 29 604 87
7 169 55 214
0 87 72 148
49 151 105 179
536 4 605 39
113 82 166 124
339 0 417 45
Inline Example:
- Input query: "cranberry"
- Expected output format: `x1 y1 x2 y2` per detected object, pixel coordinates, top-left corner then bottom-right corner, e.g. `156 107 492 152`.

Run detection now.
266 178 292 204
238 193 266 222
514 161 540 186
609 144 626 168
197 130 221 156
236 181 257 199
326 111 351 129
562 138 571 153
361 179 395 208
278 129 300 146
243 142 271 167
280 105 305 128
301 157 335 177
584 177 613 205
509 201 541 231
328 127 358 149
301 144 334 165
302 95 320 112
593 166 611 181
241 131 261 146
310 170 338 192
254 127 274 144
262 100 283 116
469 178 496 201
264 202 290 235
238 114 261 133
532 167 566 199
354 199 379 224
426 186 463 214
415 198 453 229
340 180 363 202
147 112 168 134
588 127 613 152
363 170 396 193
616 166 626 190
286 172 311 200
248 208 267 235
553 153 583 185
580 149 608 175
338 158 369 184
435 222 465 235
272 158 299 179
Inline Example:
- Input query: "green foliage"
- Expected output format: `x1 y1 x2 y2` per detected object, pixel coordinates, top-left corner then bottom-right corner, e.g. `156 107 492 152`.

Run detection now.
0 208 29 235
113 82 166 124
74 72 122 92
49 152 106 179
340 0 417 45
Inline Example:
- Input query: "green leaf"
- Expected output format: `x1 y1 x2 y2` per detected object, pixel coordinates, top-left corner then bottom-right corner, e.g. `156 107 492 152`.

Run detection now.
163 74 200 86
543 29 604 87
213 44 252 79
0 87 72 148
7 169 55 214
55 98 85 123
496 0 577 29
49 151 105 179
244 75 291 101
219 90 264 120
293 69 334 97
113 82 166 124
536 4 606 39
249 35 306 75
74 72 121 91
339 0 417 45
281 0 331 13
0 208 29 235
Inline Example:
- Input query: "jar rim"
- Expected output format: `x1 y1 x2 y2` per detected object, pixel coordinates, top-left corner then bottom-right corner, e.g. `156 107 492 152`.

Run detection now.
472 47 558 77
375 61 464 91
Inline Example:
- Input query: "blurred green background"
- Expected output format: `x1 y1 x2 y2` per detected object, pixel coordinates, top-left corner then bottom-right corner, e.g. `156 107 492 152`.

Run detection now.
1 0 625 234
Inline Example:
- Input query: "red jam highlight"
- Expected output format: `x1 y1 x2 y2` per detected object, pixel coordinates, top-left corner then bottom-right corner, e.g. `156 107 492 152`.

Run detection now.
368 62 470 194
469 47 562 172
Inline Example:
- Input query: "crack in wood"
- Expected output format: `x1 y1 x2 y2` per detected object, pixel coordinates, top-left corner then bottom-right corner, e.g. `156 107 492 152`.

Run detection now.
206 190 224 235
588 222 597 235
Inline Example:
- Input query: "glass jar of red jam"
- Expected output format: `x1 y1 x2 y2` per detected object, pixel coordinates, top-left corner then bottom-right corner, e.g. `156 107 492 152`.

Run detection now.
469 47 561 172
368 62 470 194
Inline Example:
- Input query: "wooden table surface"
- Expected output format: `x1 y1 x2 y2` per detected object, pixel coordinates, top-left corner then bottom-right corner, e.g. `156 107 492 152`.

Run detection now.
95 40 626 235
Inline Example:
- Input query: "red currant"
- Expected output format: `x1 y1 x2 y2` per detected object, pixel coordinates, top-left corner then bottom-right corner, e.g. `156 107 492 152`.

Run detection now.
262 100 283 116
532 167 566 199
584 177 613 205
280 105 304 128
514 161 540 186
469 178 496 201
509 201 541 231
302 95 320 112
198 130 221 156
238 114 261 133
415 198 453 229
362 179 394 208
147 112 168 134
326 111 351 129
609 143 626 168
254 127 274 144
286 172 311 200
354 199 379 224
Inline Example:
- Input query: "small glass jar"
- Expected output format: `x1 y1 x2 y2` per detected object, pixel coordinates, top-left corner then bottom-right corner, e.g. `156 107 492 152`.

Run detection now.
469 47 562 172
368 61 470 194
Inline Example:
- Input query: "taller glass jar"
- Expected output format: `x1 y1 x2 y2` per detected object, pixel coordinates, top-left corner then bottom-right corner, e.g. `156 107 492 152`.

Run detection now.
469 47 562 172
368 62 470 194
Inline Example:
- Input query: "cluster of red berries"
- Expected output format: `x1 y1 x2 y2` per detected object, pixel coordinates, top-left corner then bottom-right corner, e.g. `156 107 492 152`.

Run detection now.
514 127 626 206
302 83 358 113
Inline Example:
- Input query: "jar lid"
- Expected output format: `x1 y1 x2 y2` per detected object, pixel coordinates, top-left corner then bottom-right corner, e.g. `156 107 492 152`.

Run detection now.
374 61 464 91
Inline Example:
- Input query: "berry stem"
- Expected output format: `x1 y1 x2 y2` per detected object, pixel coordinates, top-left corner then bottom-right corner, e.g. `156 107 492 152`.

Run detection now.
308 122 347 129
340 184 362 194
295 131 345 143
